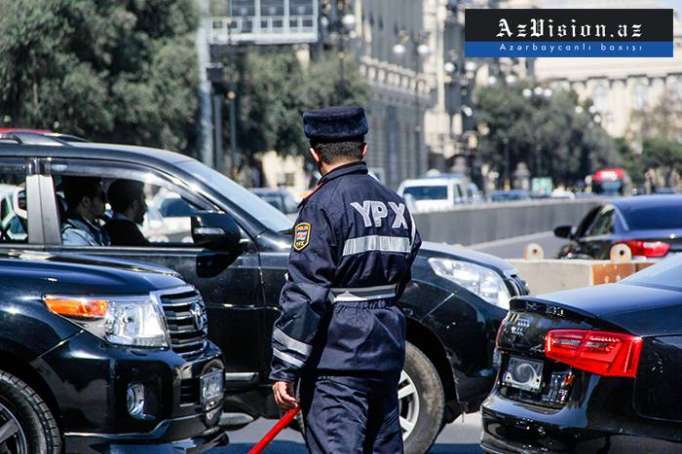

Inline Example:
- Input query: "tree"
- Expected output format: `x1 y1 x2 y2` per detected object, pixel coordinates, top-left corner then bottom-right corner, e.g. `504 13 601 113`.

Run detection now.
622 88 682 188
227 49 369 158
642 138 682 187
628 87 682 143
0 0 200 155
475 83 618 186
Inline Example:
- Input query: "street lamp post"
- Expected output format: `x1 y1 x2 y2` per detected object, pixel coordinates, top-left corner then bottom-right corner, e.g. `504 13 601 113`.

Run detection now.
321 0 356 94
393 31 430 177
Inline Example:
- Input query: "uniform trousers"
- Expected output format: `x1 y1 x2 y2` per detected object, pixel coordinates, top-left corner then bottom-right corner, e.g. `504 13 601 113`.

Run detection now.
299 372 403 454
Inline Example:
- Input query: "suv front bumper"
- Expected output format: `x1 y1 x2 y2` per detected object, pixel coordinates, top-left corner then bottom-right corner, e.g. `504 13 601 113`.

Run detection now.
65 424 228 453
34 330 227 448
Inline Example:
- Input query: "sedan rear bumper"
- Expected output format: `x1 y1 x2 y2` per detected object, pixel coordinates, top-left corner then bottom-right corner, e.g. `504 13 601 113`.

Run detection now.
481 398 682 453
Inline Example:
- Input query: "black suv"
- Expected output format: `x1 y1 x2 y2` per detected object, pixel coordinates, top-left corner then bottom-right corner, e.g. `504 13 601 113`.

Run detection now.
0 251 226 452
0 133 527 453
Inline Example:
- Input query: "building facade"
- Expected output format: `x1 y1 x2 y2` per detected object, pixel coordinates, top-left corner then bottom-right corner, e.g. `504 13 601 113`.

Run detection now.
511 0 682 140
346 0 461 188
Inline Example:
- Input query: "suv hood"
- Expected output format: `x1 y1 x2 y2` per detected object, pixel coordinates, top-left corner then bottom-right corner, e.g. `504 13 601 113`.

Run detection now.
39 252 181 277
419 241 518 276
0 251 185 295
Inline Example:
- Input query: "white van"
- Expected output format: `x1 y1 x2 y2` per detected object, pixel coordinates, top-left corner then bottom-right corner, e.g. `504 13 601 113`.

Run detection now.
397 177 467 212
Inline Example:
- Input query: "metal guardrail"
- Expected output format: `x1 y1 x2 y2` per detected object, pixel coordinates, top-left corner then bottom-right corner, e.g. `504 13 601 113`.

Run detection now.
413 199 602 246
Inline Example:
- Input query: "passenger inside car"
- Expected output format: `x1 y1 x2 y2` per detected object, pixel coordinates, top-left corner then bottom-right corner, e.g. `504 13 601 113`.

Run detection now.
61 177 110 246
104 179 149 246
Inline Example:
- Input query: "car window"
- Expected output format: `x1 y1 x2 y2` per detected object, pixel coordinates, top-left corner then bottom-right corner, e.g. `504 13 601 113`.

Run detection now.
402 185 448 201
575 206 601 237
144 188 200 244
0 167 28 244
49 161 218 247
282 192 299 214
621 203 682 231
258 193 285 212
179 159 292 232
159 197 196 218
453 183 464 200
586 206 614 236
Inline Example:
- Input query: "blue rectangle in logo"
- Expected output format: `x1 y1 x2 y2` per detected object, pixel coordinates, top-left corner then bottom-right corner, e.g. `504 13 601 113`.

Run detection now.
465 41 673 57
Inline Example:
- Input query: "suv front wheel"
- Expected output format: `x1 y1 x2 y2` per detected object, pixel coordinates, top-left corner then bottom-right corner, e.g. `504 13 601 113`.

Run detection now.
400 342 445 454
0 370 62 454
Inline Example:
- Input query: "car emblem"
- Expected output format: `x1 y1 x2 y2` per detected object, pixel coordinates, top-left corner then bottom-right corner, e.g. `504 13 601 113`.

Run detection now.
190 302 207 332
525 301 540 312
510 315 531 336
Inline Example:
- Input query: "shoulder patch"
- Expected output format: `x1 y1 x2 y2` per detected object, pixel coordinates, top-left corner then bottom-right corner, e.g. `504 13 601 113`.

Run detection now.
293 222 311 251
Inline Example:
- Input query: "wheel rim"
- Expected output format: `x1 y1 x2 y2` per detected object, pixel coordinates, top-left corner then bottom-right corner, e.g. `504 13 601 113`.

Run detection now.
398 369 420 441
0 402 27 454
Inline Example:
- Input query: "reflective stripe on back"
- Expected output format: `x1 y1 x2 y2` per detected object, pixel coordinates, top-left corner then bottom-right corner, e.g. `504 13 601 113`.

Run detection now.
342 235 411 256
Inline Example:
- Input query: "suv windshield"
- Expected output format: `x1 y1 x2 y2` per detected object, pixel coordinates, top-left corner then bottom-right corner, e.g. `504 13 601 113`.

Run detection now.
403 185 448 200
623 254 682 291
178 159 293 232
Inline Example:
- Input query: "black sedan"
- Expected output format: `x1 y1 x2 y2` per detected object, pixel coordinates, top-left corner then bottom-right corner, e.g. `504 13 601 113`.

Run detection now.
555 195 682 259
481 254 682 453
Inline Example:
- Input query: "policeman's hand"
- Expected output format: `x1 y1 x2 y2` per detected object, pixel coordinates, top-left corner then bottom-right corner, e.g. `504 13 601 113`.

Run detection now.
272 381 298 410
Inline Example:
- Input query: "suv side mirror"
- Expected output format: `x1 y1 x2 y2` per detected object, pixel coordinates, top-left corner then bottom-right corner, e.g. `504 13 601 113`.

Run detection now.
553 225 574 239
191 212 241 250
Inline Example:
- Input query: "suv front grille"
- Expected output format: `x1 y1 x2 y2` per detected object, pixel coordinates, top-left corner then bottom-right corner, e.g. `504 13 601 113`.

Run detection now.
156 287 208 359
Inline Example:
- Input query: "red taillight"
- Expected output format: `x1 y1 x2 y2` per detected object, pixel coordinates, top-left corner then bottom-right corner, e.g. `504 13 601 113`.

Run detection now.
545 329 643 378
622 240 670 258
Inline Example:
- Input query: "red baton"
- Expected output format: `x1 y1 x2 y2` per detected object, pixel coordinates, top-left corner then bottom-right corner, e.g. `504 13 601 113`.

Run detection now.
248 407 301 454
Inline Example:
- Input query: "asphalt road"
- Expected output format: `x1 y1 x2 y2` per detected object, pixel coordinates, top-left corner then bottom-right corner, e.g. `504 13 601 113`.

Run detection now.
213 411 483 453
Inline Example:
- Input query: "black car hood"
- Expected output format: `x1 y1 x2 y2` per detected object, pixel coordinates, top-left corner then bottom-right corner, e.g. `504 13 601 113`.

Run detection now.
419 241 518 276
534 282 682 336
41 252 181 277
0 251 185 295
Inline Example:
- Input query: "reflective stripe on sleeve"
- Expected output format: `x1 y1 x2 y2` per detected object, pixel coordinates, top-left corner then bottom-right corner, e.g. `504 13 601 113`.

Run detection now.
272 348 305 368
273 328 313 356
342 235 411 256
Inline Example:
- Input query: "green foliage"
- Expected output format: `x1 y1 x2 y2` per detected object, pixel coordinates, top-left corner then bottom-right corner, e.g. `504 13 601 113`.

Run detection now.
475 83 618 185
0 0 199 155
232 50 369 157
641 137 682 186
628 87 682 143
621 89 682 187
614 138 644 186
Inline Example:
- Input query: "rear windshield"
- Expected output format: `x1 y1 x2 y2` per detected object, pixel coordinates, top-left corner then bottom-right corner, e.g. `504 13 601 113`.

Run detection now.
403 185 448 201
623 204 682 230
624 254 682 291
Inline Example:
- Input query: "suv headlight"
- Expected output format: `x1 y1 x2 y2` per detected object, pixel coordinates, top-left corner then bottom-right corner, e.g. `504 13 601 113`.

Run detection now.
428 258 511 309
44 294 169 347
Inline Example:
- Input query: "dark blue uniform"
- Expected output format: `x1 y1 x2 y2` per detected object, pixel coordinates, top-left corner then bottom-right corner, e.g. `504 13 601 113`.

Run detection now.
270 161 421 453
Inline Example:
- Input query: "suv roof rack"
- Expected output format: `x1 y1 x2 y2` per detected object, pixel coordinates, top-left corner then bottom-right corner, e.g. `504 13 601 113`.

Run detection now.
0 131 81 146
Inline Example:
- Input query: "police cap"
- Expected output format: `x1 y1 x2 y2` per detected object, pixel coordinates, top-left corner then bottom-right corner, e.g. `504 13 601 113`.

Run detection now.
303 106 368 143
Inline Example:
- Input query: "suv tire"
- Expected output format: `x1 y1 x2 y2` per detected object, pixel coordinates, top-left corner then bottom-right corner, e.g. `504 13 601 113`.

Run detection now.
0 370 62 453
401 342 445 454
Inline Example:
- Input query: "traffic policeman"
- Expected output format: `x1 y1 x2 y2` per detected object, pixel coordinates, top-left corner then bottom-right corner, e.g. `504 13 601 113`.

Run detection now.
270 106 421 453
